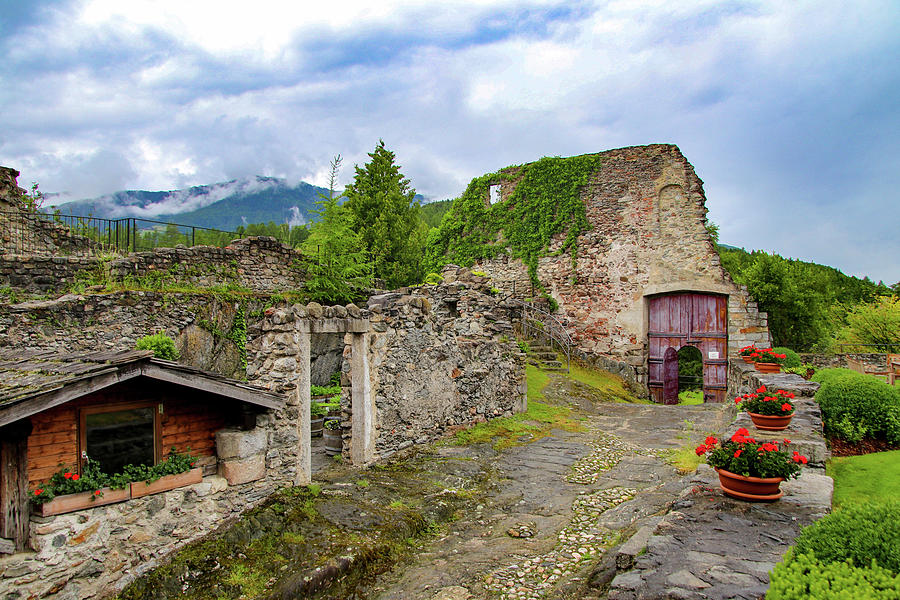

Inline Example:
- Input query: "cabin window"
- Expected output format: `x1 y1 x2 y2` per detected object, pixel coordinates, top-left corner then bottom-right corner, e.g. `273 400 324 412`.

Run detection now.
80 402 161 475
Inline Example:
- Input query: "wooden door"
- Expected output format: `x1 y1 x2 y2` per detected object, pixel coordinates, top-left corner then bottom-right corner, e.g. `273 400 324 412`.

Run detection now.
648 293 728 403
662 347 679 405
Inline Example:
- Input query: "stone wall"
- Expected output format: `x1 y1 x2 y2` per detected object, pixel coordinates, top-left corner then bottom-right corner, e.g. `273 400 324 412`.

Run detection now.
799 352 888 370
366 268 527 458
0 236 306 295
473 145 770 392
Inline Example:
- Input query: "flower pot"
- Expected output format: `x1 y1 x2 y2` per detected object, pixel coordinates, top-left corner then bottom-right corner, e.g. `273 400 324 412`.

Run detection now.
754 362 781 374
35 486 131 517
716 468 783 502
323 427 342 456
311 416 324 437
748 412 794 431
742 356 754 363
130 468 203 499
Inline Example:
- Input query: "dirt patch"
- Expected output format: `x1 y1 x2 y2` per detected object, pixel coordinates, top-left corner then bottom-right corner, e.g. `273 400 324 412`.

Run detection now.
828 436 900 456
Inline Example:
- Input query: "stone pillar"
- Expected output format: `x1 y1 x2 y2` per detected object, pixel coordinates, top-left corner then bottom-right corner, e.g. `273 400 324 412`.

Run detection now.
295 331 311 485
350 332 375 465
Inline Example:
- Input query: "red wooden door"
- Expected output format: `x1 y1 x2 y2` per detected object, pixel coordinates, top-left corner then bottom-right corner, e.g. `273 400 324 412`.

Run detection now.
648 293 728 403
662 347 679 405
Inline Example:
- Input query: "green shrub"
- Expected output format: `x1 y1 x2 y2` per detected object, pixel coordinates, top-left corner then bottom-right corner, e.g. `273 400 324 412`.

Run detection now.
814 370 900 443
811 367 859 386
767 552 900 599
135 333 179 361
773 347 802 368
424 272 444 285
791 501 900 574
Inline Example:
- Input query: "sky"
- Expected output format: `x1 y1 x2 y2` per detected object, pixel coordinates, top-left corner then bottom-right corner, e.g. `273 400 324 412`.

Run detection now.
1 0 898 285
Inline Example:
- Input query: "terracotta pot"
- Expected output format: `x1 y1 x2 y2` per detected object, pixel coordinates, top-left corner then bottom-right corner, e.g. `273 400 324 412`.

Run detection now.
754 362 781 373
742 356 754 363
748 412 793 431
716 468 783 502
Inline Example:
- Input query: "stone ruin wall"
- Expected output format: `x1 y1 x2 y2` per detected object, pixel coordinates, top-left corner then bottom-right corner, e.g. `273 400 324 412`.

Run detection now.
0 273 525 599
0 166 306 295
0 167 96 258
0 236 306 295
474 145 770 392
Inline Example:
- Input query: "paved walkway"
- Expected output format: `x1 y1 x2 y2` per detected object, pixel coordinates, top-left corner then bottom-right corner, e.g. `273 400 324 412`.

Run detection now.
360 369 831 600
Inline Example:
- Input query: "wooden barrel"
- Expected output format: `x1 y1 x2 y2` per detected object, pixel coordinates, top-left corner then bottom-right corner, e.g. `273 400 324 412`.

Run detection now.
324 427 342 456
310 416 324 437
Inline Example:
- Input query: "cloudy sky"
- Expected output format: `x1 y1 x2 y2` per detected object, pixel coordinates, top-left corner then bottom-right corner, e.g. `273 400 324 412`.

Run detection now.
1 1 898 284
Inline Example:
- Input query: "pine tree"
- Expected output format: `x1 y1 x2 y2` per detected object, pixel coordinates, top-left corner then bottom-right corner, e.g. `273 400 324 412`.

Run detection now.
344 140 426 289
301 155 372 303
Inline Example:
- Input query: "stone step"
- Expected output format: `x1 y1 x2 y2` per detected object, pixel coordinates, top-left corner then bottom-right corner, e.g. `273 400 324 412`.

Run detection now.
528 345 555 353
530 351 558 361
541 360 563 369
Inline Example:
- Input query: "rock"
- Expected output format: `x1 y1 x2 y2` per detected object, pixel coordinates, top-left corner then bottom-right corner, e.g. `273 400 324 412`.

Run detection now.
218 455 266 485
215 428 268 460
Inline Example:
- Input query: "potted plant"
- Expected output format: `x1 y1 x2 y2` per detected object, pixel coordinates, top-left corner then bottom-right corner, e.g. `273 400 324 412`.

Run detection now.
311 384 341 402
31 458 130 516
696 429 808 501
311 402 327 437
323 419 342 456
735 385 796 431
739 345 759 363
749 348 787 373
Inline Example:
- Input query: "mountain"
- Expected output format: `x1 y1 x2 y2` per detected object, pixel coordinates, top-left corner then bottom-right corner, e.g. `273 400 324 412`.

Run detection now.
47 177 331 232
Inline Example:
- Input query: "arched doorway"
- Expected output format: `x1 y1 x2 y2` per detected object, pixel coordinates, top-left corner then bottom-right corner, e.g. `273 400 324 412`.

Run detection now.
648 292 727 403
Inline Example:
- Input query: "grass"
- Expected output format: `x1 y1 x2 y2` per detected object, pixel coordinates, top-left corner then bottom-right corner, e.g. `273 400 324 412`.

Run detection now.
827 450 900 508
453 365 582 450
568 361 643 403
664 445 705 474
677 389 704 405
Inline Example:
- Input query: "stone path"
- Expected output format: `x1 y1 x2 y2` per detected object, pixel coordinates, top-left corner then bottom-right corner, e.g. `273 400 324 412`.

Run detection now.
359 369 831 600
362 377 732 600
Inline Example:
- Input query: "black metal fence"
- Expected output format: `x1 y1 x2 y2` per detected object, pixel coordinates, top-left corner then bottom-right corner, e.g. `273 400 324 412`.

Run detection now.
0 210 238 255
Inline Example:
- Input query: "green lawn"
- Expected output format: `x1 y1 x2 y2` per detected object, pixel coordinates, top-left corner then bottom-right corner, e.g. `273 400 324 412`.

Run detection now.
569 362 645 403
827 450 900 508
677 389 704 405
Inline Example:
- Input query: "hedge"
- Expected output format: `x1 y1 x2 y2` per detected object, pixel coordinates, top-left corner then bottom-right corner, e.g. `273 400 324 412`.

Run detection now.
768 552 900 599
812 369 900 443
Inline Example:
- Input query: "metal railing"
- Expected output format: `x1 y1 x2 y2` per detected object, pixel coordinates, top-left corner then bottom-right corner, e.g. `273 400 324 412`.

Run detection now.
1 210 238 256
510 298 573 372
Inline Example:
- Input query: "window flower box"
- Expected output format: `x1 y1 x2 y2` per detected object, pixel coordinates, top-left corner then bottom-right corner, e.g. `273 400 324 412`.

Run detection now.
35 487 131 517
130 467 202 499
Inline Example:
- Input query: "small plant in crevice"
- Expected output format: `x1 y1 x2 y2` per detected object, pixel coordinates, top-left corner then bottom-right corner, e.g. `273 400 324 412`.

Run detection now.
135 332 179 360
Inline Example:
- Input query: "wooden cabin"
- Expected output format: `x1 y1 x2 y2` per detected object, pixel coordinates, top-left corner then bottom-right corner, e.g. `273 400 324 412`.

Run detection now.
0 349 284 553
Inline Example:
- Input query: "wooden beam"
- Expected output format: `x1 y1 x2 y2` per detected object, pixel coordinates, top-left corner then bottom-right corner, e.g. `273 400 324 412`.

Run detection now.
140 365 284 410
0 365 143 429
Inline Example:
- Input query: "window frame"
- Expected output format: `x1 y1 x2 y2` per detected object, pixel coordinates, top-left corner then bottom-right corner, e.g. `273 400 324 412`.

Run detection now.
78 400 163 474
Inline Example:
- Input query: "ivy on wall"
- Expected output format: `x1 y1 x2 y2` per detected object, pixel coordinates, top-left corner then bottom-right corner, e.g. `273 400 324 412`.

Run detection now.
424 154 602 287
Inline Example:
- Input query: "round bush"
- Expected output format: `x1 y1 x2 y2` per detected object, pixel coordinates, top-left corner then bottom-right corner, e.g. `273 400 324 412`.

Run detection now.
811 367 859 386
768 552 900 599
773 347 802 368
814 371 900 443
135 333 179 361
792 501 900 574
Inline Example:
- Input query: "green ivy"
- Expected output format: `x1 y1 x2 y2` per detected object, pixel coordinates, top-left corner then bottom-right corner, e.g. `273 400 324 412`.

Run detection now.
424 154 602 288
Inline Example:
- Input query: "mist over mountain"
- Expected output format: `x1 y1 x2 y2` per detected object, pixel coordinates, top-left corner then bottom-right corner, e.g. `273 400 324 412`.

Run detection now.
47 177 331 232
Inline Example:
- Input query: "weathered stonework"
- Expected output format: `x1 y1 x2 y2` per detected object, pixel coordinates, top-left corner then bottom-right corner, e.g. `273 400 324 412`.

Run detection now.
473 145 770 394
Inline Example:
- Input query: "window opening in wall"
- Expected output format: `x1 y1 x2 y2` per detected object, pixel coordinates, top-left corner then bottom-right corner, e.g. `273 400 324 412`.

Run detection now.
489 184 501 205
80 402 160 475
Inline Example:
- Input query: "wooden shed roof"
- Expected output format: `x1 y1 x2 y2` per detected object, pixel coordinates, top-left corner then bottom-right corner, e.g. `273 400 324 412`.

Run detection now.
0 349 285 428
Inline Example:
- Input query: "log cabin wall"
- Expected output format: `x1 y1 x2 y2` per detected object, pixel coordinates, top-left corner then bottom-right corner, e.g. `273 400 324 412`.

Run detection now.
26 378 230 488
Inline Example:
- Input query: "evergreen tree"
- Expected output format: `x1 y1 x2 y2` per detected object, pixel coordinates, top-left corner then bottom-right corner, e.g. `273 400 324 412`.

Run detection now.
344 140 426 289
301 155 372 303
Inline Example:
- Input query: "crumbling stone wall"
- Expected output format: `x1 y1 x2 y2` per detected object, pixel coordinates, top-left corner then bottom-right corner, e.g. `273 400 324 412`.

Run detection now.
0 236 306 295
473 145 770 392
366 269 526 457
0 167 96 257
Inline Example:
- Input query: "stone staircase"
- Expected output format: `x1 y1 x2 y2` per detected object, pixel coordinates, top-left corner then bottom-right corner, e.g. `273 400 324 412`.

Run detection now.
524 343 566 372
